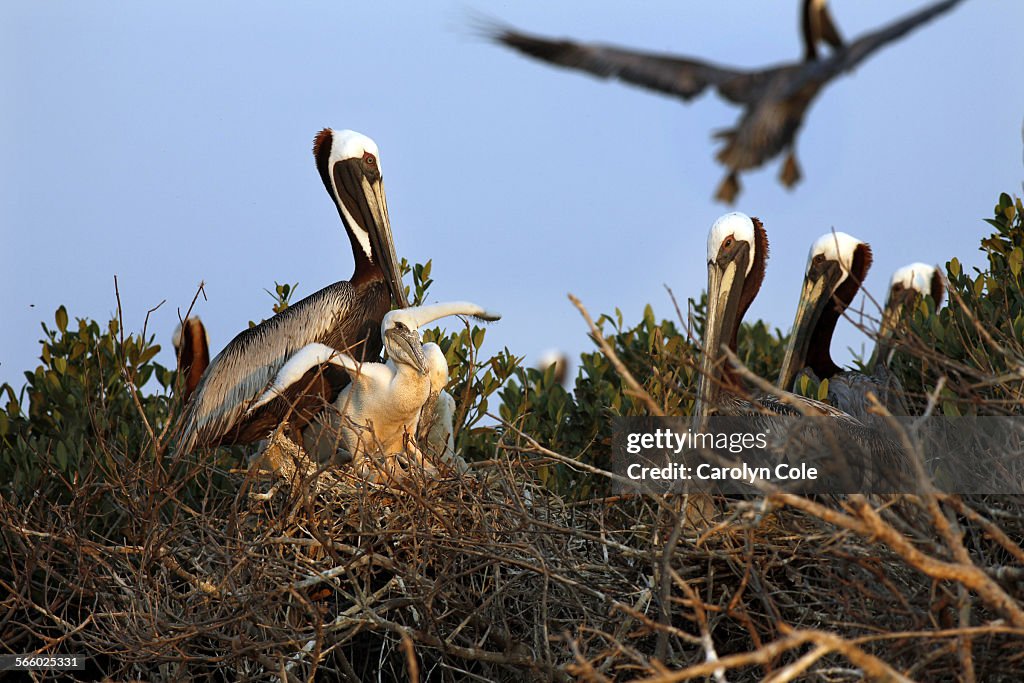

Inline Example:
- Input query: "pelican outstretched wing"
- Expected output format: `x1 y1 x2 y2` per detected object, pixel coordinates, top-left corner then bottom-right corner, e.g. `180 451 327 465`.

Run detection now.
245 343 365 415
488 24 745 102
838 0 963 75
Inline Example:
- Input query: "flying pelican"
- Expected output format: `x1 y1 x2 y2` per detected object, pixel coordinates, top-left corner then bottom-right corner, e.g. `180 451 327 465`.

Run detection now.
873 262 945 368
696 213 911 490
247 302 499 478
176 129 408 453
486 0 963 202
171 316 210 403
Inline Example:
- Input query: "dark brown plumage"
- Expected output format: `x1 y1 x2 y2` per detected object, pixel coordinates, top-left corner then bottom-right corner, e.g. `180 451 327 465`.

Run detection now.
172 316 211 403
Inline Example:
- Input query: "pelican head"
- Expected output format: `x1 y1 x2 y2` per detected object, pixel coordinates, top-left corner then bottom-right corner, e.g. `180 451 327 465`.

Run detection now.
875 262 944 363
381 301 502 375
171 316 210 357
778 231 872 390
696 212 768 417
313 128 409 308
171 316 211 403
384 318 428 375
886 262 945 311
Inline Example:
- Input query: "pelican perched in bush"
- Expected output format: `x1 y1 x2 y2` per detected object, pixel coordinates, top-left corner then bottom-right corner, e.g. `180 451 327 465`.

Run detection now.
176 129 408 454
486 0 964 202
873 262 945 367
775 231 891 416
695 213 841 418
536 349 570 387
246 302 499 478
696 213 910 490
777 240 945 418
171 316 210 403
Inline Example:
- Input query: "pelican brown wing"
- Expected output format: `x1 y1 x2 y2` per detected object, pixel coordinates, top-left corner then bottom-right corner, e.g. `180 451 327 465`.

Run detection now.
489 25 743 102
176 280 388 453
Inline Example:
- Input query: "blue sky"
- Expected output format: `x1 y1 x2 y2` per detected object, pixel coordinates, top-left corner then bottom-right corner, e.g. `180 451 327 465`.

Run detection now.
2 1 1022 391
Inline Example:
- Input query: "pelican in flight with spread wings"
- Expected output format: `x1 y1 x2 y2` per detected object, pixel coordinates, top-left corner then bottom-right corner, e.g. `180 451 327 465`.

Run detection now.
487 0 964 202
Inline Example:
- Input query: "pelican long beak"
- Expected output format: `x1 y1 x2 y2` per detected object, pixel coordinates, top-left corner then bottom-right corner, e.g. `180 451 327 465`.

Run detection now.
331 162 410 309
364 177 409 309
777 274 829 390
694 258 745 420
385 325 428 375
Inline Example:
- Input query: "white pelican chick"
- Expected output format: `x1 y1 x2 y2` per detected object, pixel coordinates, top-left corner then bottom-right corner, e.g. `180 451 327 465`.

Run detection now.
247 301 500 479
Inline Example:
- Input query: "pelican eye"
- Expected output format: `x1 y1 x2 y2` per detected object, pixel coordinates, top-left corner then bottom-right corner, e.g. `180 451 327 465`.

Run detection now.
722 235 734 250
394 322 407 331
363 152 377 167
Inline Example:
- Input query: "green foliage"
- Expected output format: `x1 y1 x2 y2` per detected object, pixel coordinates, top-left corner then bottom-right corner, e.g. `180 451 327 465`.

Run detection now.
249 281 298 327
0 307 175 496
403 258 434 306
889 193 1024 415
481 298 790 497
494 305 693 496
3 192 1022 505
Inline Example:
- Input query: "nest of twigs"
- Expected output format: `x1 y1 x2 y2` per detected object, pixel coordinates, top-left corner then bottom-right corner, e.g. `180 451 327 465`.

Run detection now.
2 425 1024 682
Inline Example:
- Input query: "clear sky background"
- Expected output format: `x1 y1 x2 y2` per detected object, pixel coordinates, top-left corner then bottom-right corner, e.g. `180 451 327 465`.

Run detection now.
2 1 1023 391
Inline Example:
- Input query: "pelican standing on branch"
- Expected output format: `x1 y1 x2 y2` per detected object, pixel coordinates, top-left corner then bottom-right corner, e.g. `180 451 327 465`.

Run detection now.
777 241 945 418
694 212 769 419
873 262 945 368
176 129 408 453
486 0 964 202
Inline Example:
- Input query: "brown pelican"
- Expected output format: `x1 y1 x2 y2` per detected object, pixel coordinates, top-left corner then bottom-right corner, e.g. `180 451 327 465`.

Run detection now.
695 212 770 418
247 302 499 477
486 0 963 202
176 129 408 453
171 316 210 403
696 213 911 490
775 231 910 418
873 262 945 368
537 349 570 387
776 231 872 398
776 239 944 419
